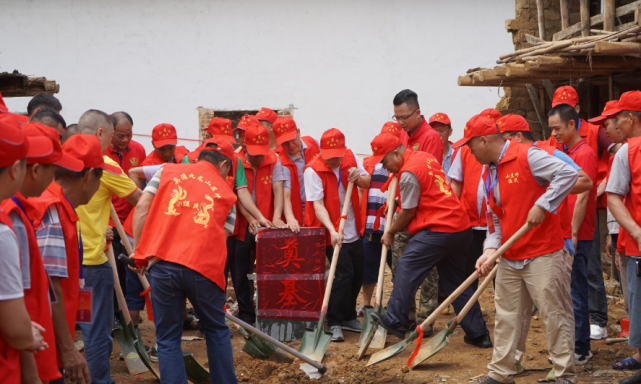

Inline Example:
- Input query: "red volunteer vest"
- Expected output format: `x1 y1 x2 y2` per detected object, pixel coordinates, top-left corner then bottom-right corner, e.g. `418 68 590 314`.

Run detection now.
565 140 598 241
457 146 488 227
279 136 320 224
621 137 641 256
303 150 363 243
135 162 237 289
1 194 61 382
399 118 444 164
0 210 20 384
483 141 564 260
234 150 278 240
399 150 470 235
27 183 81 368
141 145 189 166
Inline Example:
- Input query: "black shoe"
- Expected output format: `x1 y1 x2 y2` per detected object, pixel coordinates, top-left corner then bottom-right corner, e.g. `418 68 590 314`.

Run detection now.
621 370 641 384
464 333 493 348
371 312 407 339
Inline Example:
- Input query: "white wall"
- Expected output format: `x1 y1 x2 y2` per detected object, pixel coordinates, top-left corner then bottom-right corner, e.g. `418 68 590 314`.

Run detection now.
1 0 514 155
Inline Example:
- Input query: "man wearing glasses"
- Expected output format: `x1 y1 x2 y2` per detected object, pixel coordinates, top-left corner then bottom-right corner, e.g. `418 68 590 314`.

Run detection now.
392 89 443 161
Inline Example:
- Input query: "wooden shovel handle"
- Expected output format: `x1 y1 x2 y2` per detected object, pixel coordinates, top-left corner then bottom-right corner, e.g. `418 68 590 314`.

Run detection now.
106 244 133 324
320 181 354 313
454 264 498 323
109 204 150 291
374 177 398 306
418 223 531 332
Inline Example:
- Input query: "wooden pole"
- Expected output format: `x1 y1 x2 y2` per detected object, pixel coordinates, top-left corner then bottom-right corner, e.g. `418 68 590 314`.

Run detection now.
604 0 616 31
560 0 570 30
536 0 547 40
581 0 591 37
526 84 550 139
543 80 556 101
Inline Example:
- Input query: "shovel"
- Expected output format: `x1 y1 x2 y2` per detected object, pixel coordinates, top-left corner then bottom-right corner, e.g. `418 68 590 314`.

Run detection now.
298 181 354 363
408 263 499 368
367 223 531 367
356 177 398 359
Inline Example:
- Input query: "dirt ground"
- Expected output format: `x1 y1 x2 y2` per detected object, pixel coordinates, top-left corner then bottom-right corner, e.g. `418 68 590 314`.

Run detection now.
95 267 635 384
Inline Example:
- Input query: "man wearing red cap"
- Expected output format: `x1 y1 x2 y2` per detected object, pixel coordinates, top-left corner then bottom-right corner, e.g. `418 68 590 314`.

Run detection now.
605 91 641 376
272 116 320 232
0 118 49 384
392 90 443 160
233 114 259 153
256 107 280 150
303 128 370 341
429 113 455 178
462 114 578 384
2 122 85 383
367 131 491 347
233 120 285 326
141 123 189 166
76 109 141 384
132 140 238 384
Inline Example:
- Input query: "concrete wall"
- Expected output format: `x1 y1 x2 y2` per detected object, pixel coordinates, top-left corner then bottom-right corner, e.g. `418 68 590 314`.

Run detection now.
1 0 514 154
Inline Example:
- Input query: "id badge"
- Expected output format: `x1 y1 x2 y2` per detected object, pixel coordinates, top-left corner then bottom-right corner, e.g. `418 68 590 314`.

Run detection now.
76 287 93 324
486 209 496 234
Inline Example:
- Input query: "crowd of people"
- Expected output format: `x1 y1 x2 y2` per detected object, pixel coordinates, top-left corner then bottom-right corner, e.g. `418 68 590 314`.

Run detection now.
0 86 640 384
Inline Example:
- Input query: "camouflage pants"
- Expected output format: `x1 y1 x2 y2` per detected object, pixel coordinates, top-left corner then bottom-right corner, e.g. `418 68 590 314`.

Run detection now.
391 232 439 324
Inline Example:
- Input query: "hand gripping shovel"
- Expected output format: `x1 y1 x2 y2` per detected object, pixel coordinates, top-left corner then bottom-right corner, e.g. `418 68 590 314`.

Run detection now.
298 181 354 363
108 206 160 378
366 223 531 367
356 177 398 359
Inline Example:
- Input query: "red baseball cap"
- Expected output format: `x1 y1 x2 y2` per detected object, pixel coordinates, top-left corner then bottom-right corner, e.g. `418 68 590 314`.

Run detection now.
454 115 500 147
497 114 530 133
480 108 502 122
0 117 31 168
234 114 258 133
256 108 278 124
320 128 346 159
552 85 579 107
273 117 298 145
244 120 270 156
152 123 178 147
603 91 641 116
369 133 403 164
22 122 84 171
206 117 235 144
62 134 122 175
380 121 402 137
428 113 452 127
589 100 620 125
201 137 236 162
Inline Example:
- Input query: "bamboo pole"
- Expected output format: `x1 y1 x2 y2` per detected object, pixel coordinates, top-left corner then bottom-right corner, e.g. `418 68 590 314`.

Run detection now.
604 0 616 32
536 0 547 40
594 41 641 54
560 0 570 30
580 0 590 37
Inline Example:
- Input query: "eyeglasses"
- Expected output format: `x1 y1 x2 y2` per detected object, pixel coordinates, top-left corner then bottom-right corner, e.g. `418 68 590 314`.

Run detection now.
392 109 418 122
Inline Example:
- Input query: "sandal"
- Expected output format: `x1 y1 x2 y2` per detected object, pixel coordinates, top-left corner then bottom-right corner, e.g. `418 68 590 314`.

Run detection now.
183 316 199 330
613 356 641 370
356 305 366 318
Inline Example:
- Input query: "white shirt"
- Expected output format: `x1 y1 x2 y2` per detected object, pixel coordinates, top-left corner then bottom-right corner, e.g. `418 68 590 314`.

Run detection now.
303 149 368 243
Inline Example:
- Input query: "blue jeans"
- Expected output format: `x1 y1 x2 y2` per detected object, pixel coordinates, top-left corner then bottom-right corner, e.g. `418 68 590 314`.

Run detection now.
125 266 145 310
587 223 608 327
627 257 641 348
78 262 115 384
571 240 591 356
362 231 389 285
149 260 236 384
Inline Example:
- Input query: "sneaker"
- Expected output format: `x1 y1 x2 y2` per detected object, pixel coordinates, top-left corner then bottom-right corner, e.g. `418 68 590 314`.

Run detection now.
370 312 407 339
150 344 159 362
341 319 362 333
329 325 344 342
574 351 593 366
590 324 608 340
471 375 514 384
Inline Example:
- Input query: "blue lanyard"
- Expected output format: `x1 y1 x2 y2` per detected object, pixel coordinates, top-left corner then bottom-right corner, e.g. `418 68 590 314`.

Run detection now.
338 170 343 192
485 169 498 205
63 195 84 279
10 197 35 230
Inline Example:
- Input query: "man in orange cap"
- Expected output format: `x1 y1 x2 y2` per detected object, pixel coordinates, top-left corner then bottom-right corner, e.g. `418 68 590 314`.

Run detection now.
303 128 370 341
0 118 50 384
460 114 578 384
2 122 85 383
367 131 491 347
132 140 238 384
273 116 320 232
392 90 443 159
233 120 285 326
141 123 189 166
256 107 280 150
429 113 455 178
605 91 641 376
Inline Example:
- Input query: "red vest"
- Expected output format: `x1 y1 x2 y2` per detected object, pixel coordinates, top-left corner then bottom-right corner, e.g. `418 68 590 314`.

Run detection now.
234 150 278 240
621 137 641 256
303 150 363 243
141 145 189 166
27 183 81 368
565 140 599 241
399 118 444 164
1 194 61 382
457 146 488 227
399 150 470 235
135 162 237 289
483 141 565 260
279 136 320 224
0 210 20 384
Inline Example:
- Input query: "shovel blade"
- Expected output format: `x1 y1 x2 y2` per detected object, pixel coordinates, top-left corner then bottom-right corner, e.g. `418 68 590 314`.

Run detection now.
298 325 332 363
183 352 210 384
357 306 375 347
366 330 418 367
409 327 453 368
370 307 388 349
238 327 277 360
134 327 160 378
113 327 148 376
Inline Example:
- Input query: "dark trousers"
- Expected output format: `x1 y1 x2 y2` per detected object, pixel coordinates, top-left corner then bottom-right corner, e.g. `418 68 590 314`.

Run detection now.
587 222 608 327
465 229 487 291
232 229 255 325
571 240 592 356
386 228 487 339
325 240 365 326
